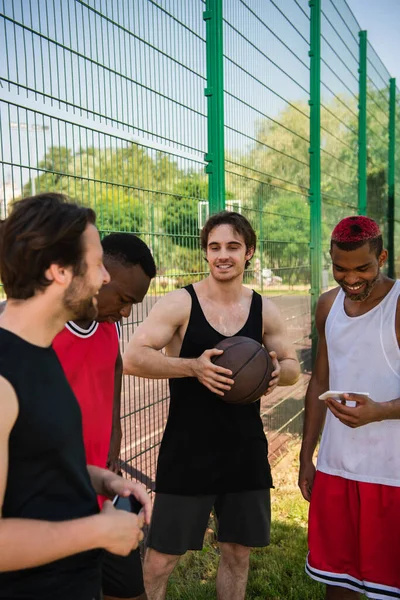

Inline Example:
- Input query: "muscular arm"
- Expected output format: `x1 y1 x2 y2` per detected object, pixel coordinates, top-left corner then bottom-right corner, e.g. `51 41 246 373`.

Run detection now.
108 350 123 472
298 292 334 500
123 290 196 379
262 297 300 386
123 289 234 395
0 377 111 571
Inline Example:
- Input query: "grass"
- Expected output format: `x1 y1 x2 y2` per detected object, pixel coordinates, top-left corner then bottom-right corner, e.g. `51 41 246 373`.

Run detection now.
166 439 326 600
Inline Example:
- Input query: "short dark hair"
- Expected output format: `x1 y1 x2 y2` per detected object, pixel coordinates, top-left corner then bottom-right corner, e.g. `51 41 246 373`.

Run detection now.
200 211 256 268
101 233 156 279
0 193 96 299
330 215 383 257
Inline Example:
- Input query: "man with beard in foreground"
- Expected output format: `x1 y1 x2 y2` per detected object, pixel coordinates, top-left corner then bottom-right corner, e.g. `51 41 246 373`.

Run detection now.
299 216 400 600
0 194 146 600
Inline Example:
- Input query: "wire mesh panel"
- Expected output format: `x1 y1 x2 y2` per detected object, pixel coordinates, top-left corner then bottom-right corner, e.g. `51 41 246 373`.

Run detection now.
1 0 399 482
366 42 390 245
320 0 359 283
395 89 400 274
0 0 208 488
222 0 311 448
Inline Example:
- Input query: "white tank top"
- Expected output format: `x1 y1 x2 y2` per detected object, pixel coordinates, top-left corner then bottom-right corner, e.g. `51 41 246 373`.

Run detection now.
317 280 400 486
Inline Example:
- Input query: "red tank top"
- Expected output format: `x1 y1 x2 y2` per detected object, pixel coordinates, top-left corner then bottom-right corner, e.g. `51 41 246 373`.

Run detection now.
53 321 120 473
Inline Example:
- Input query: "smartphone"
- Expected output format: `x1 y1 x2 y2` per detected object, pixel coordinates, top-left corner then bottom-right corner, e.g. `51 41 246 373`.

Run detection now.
112 494 143 515
318 390 370 402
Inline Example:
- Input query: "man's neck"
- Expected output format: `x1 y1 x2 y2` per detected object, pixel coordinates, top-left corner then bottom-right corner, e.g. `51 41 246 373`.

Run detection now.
0 297 69 347
199 275 246 303
70 318 95 330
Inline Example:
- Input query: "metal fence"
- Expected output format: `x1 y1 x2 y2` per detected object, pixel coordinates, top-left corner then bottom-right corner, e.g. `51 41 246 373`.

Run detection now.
0 0 398 487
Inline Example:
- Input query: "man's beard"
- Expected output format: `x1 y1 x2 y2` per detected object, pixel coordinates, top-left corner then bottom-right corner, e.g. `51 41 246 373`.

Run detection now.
63 278 98 321
339 272 379 302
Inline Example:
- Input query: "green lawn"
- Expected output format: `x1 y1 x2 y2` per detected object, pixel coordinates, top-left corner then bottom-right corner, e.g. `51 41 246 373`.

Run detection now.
166 440 326 600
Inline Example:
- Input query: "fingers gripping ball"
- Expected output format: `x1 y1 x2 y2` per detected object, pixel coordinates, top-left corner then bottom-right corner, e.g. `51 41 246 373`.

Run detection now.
212 336 274 404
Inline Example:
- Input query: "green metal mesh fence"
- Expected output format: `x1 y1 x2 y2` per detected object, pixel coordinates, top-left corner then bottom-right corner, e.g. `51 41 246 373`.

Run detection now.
0 0 209 486
0 0 399 482
396 91 400 273
366 42 390 244
320 0 359 284
222 0 310 454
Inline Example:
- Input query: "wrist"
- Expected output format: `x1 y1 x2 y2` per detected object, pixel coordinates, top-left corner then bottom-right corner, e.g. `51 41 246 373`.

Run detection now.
378 401 393 421
186 358 198 378
93 512 111 549
101 469 118 498
299 444 316 464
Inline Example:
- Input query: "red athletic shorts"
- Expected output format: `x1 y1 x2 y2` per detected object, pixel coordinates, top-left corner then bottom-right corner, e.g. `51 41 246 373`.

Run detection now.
306 471 400 599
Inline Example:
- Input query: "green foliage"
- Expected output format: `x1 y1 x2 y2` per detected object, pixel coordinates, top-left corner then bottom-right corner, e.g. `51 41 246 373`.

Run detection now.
258 194 311 285
161 173 207 247
20 84 392 282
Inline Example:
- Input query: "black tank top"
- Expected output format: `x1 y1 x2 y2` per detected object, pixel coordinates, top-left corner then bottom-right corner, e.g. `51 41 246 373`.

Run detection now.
0 328 102 600
156 285 272 495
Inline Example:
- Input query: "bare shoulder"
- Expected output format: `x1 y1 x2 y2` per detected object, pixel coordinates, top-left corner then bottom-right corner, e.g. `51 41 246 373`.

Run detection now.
260 296 289 338
147 288 191 324
316 287 340 320
0 376 19 433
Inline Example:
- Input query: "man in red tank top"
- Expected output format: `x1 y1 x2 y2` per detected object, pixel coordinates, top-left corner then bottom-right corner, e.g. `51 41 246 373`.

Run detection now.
53 232 156 600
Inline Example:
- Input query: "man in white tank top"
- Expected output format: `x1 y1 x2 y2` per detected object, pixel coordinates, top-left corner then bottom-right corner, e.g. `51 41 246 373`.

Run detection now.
299 216 400 600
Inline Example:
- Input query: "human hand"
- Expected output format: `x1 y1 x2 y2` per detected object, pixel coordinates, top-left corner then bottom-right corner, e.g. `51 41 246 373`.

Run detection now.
102 472 152 525
298 459 316 502
325 393 383 428
99 500 144 555
192 348 234 396
266 351 281 394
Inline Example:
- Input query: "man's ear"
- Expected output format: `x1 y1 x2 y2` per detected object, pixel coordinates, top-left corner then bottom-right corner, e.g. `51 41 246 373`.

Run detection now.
378 249 388 268
245 246 255 261
44 263 73 287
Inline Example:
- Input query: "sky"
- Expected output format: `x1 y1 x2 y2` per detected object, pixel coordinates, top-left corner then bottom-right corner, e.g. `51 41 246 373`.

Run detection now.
347 0 400 82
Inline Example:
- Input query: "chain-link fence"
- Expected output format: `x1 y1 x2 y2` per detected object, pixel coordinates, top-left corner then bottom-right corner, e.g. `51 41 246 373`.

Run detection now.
0 0 399 487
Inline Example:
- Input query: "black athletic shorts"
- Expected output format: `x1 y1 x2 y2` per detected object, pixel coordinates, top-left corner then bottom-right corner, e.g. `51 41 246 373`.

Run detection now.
146 489 271 555
102 548 144 598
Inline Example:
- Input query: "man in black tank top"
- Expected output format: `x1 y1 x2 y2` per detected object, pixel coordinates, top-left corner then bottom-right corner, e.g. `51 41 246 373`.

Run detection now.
124 211 300 600
0 194 147 600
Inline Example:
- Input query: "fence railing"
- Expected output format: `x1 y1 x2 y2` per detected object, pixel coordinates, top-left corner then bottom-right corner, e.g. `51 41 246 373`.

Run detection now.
0 0 398 487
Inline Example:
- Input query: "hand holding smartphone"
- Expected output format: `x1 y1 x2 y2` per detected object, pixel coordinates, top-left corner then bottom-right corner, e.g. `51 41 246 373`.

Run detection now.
318 390 370 405
112 494 143 515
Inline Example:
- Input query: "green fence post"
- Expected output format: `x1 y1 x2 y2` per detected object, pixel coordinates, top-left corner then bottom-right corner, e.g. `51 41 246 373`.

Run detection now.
388 78 396 277
204 0 225 214
358 31 367 216
309 0 321 364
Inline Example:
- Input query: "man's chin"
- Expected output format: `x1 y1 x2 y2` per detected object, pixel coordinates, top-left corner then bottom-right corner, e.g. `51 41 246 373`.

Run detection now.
342 286 373 302
96 315 121 324
73 305 98 321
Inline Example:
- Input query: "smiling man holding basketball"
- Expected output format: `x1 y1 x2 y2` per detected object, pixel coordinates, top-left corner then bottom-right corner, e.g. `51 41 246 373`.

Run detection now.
123 211 300 600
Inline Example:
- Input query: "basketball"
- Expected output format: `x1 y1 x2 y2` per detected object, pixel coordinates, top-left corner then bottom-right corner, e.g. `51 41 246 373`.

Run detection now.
212 336 274 404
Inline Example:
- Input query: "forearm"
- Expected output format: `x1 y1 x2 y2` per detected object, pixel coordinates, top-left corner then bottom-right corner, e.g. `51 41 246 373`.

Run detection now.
0 514 105 572
88 465 114 497
300 378 327 462
278 358 300 386
111 361 122 441
379 397 400 420
123 346 196 379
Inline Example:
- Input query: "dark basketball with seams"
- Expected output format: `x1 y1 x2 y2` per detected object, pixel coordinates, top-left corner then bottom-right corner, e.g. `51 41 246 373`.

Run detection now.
212 336 274 405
